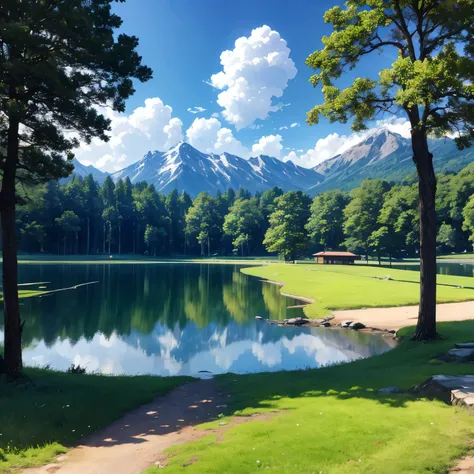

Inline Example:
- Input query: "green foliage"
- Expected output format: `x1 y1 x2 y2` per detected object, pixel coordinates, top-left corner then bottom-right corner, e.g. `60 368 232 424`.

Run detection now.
343 179 391 256
306 190 349 250
306 0 474 144
264 191 311 261
223 198 262 255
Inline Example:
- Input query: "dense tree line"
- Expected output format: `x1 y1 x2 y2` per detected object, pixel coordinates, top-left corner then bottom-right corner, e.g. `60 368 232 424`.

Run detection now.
16 162 474 261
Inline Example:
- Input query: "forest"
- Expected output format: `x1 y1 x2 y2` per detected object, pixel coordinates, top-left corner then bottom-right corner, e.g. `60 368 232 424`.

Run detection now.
16 161 474 261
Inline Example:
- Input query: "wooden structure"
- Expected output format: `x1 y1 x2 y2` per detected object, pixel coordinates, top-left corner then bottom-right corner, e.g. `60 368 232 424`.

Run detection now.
313 251 360 265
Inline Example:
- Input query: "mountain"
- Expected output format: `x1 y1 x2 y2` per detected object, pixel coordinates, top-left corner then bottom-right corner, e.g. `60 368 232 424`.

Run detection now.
111 142 324 196
66 158 109 184
309 129 474 194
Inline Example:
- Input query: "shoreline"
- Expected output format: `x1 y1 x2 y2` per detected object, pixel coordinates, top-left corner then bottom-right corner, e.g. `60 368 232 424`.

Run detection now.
260 277 474 333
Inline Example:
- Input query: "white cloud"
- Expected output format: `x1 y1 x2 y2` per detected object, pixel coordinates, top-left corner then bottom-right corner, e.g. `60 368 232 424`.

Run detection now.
75 97 183 172
278 125 288 131
187 106 207 114
252 134 283 159
185 117 249 157
284 117 411 168
210 25 297 130
290 122 300 128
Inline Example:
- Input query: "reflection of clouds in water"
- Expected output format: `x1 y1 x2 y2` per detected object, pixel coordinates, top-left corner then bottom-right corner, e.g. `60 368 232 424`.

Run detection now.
18 324 394 377
252 342 282 367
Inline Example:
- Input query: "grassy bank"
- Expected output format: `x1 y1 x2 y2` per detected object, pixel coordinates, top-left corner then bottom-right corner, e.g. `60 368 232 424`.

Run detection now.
241 263 474 319
0 368 191 471
145 321 474 474
438 253 474 259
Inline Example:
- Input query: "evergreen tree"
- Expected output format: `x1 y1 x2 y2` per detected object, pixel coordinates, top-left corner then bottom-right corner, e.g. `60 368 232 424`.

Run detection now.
306 0 474 339
0 0 151 375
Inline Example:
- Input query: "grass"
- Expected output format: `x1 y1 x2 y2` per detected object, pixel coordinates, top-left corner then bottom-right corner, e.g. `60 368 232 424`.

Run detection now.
241 263 474 319
144 321 474 474
0 368 191 471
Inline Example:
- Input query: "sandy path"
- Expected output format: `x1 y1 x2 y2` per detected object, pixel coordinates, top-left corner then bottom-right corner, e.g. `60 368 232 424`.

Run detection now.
22 379 227 474
331 300 474 331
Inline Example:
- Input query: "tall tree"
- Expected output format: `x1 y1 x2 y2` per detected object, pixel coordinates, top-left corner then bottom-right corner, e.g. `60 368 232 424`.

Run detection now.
306 190 350 251
264 191 311 261
185 193 216 256
343 179 391 260
223 198 263 256
306 0 474 339
55 211 81 255
0 0 151 376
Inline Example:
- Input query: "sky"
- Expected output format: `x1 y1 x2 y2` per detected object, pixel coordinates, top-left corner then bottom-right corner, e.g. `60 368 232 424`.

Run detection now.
76 0 411 172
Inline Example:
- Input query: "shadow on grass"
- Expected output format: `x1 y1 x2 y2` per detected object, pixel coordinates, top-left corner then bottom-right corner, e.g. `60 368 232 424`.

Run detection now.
215 321 474 416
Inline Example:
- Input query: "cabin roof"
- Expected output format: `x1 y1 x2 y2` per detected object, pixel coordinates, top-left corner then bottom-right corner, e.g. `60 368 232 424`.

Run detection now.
313 251 358 257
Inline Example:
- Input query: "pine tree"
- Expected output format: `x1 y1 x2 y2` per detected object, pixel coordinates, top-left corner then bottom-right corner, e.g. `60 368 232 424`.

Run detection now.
0 0 152 376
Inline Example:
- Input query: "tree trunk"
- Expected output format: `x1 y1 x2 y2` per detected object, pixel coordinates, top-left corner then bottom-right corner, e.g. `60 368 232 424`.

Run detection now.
1 118 22 378
103 225 106 253
87 216 90 255
118 220 122 255
207 236 210 257
412 130 437 340
108 222 111 254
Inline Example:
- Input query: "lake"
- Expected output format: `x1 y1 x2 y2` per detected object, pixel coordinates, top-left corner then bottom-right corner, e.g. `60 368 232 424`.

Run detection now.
388 261 474 277
1 263 395 377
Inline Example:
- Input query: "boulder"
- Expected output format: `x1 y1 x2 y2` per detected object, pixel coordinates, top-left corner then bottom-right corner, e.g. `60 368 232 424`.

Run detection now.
255 316 263 321
320 322 331 328
349 322 366 330
447 348 474 360
285 317 310 326
341 321 353 328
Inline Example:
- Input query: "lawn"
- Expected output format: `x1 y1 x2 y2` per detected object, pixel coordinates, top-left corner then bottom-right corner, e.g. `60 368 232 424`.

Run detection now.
0 368 191 471
241 263 474 319
438 253 474 259
144 321 474 474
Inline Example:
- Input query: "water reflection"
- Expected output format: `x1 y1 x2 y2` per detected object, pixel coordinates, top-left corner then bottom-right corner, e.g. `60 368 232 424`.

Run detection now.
1 264 395 376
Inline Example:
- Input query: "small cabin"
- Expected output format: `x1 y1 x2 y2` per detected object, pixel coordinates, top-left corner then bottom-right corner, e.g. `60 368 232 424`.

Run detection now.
313 251 360 265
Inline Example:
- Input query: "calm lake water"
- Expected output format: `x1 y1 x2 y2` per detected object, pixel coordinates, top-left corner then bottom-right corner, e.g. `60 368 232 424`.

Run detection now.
389 261 474 277
0 263 395 377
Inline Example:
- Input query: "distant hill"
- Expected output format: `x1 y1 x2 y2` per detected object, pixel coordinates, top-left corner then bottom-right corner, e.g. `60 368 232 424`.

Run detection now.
64 158 109 185
309 129 474 194
69 129 474 195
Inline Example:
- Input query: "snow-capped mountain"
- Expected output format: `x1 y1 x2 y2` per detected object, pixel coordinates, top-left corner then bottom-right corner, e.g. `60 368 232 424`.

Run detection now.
69 129 474 195
110 142 324 196
309 129 474 194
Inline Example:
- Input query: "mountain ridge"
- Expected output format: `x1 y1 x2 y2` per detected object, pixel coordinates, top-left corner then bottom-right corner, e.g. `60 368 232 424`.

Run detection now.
69 129 474 195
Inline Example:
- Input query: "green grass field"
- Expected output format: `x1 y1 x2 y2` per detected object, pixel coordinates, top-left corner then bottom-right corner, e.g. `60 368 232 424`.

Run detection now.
241 263 474 319
438 253 474 259
144 321 474 474
0 368 191 471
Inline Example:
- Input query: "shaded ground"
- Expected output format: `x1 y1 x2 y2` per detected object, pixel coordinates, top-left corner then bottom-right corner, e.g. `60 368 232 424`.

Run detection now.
22 379 227 474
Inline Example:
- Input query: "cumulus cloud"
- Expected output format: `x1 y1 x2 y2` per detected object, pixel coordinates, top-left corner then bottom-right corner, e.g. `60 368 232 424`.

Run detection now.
284 117 411 168
185 117 249 157
278 125 288 131
210 25 297 130
75 97 183 172
187 106 206 114
252 134 283 159
290 122 300 128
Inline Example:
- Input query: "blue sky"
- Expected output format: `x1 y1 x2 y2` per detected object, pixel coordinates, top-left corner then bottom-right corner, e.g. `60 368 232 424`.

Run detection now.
77 0 408 171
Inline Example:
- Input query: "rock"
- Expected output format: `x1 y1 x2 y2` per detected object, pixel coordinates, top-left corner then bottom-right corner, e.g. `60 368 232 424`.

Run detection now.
387 330 396 334
255 316 263 321
411 375 474 404
455 342 474 349
379 386 400 393
349 322 366 330
285 317 310 326
447 348 474 360
341 321 353 328
320 322 331 328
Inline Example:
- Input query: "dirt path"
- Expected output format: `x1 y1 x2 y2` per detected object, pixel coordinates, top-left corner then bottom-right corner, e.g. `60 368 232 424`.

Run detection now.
331 300 474 331
22 379 228 474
